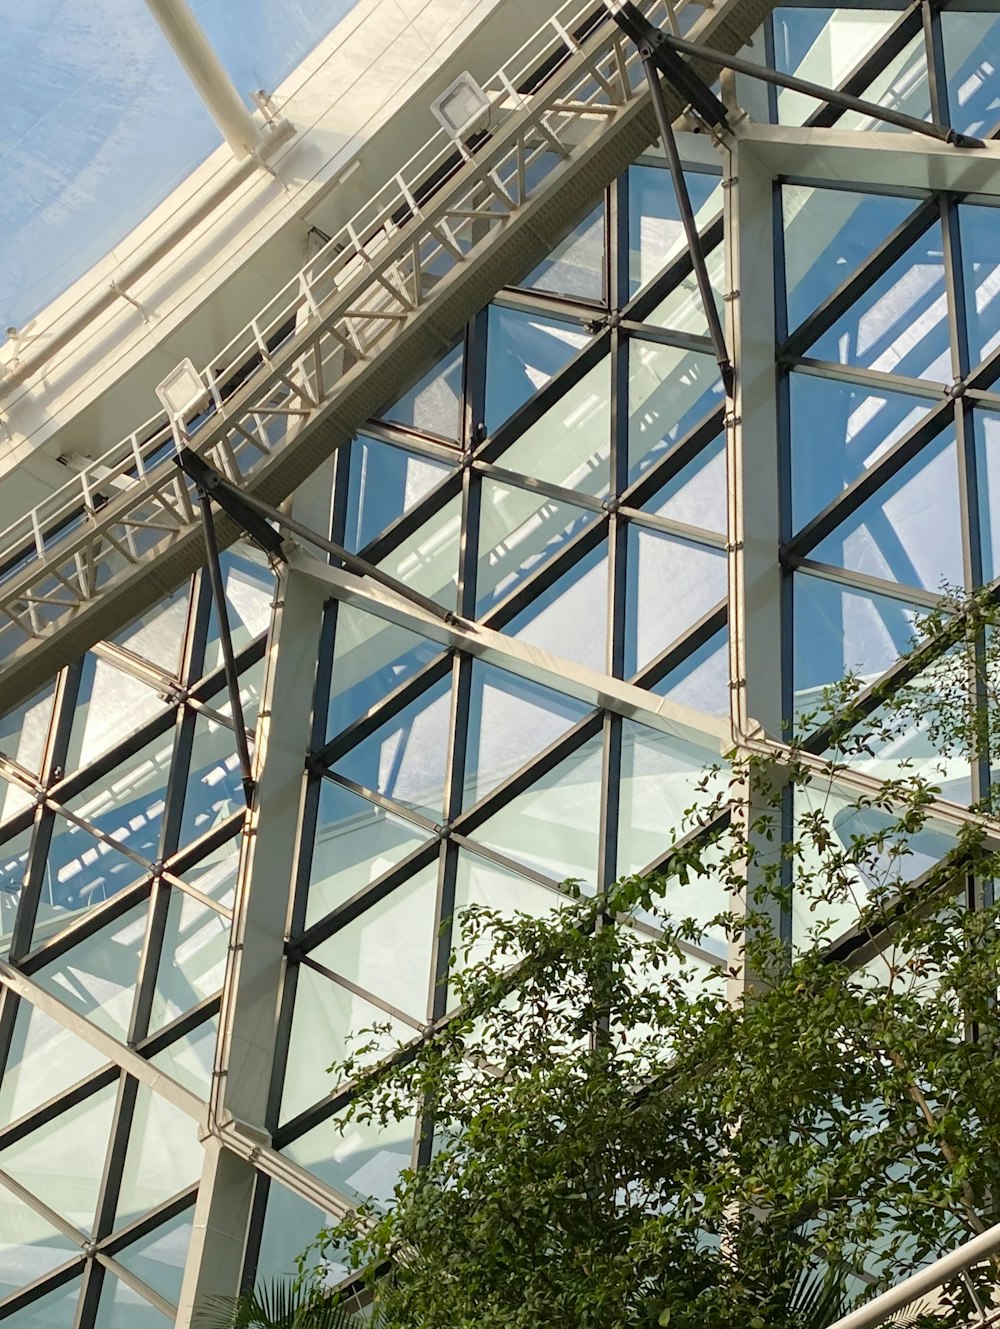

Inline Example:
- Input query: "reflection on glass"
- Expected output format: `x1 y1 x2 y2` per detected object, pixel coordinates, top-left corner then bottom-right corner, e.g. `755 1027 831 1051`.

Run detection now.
180 712 249 851
34 901 147 1040
0 683 54 795
94 1272 172 1328
477 479 596 616
624 526 726 677
379 344 463 440
834 33 930 134
495 359 611 499
812 429 961 592
628 164 722 295
504 540 609 672
772 8 904 126
326 605 442 739
67 726 175 863
113 589 190 678
0 829 32 957
628 342 723 483
148 890 229 1033
449 849 562 990
345 435 453 553
377 494 462 612
255 1180 348 1285
0 1275 80 1327
36 818 149 939
782 184 916 335
0 1180 78 1299
203 547 275 678
332 676 451 820
942 12 1000 138
284 1110 416 1209
0 1002 106 1127
484 306 590 434
115 1086 202 1228
305 781 430 928
959 204 1000 370
472 734 604 888
788 373 933 531
649 628 730 717
66 655 169 774
807 222 949 381
646 246 724 338
0 1081 117 1233
464 663 589 809
974 409 1000 582
183 834 240 911
642 435 726 534
115 1210 194 1306
150 1017 218 1101
520 203 605 302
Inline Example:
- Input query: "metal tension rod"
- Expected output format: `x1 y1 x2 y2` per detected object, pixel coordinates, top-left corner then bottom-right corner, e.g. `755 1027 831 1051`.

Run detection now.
175 449 464 629
610 4 735 397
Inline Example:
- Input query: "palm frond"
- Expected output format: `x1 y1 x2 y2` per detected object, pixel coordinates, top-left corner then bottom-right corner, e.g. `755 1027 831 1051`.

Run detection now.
194 1278 361 1329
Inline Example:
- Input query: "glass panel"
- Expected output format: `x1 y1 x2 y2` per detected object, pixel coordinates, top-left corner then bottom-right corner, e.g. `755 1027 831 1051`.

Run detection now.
477 479 597 616
305 781 430 929
376 493 462 612
495 359 611 500
255 1181 343 1284
0 1002 107 1126
284 1111 416 1208
520 202 605 302
203 547 275 678
115 1086 202 1227
331 676 451 820
628 164 722 295
649 628 730 717
792 571 923 725
959 203 1000 370
471 733 604 889
811 429 962 593
772 8 904 126
645 244 724 338
505 541 609 673
617 722 723 877
835 32 930 134
0 683 54 786
180 712 248 850
782 185 917 335
34 818 149 944
308 864 439 1022
641 434 726 534
66 726 175 863
94 1273 171 1328
807 221 950 382
942 11 1000 139
0 829 31 958
0 1276 80 1327
115 1209 193 1306
0 1181 79 1297
484 306 590 434
0 1081 117 1232
464 663 589 809
450 848 563 982
150 1017 218 1100
66 655 169 775
326 605 442 739
624 527 727 677
788 372 934 531
379 343 463 440
113 588 190 678
628 342 723 484
34 901 148 1041
634 840 730 955
974 408 1000 582
281 966 410 1122
345 435 453 553
182 834 240 911
148 889 229 1033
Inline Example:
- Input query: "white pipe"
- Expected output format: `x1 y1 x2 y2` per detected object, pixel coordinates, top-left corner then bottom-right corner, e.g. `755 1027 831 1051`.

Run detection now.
143 0 263 159
825 1222 1000 1329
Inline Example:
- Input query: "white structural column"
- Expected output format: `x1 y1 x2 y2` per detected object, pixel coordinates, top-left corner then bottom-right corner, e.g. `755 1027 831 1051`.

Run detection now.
144 0 263 158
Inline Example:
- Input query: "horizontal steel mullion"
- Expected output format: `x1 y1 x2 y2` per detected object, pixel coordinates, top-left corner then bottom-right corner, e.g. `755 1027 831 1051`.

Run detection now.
473 458 608 516
785 554 942 609
490 285 607 323
293 952 426 1032
618 321 717 357
621 507 728 549
781 354 948 399
353 420 465 465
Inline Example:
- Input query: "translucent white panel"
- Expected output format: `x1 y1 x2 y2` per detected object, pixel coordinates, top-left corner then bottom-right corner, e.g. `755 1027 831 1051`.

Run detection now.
94 1273 171 1329
35 901 147 1041
0 1002 106 1125
282 966 411 1122
150 1018 218 1100
0 1276 80 1327
506 542 609 672
148 890 229 1033
305 782 430 928
782 185 916 335
346 435 454 552
650 629 729 717
812 431 962 593
625 527 727 676
484 307 590 434
1 1082 117 1232
66 656 169 774
472 734 604 888
942 11 1000 138
0 1181 79 1297
617 722 724 877
451 849 563 975
772 8 903 126
332 678 451 819
377 494 463 611
495 359 611 499
255 1181 343 1284
284 1111 416 1208
628 342 723 483
113 589 190 678
0 829 31 957
477 479 596 615
646 245 724 338
310 865 438 1021
520 203 605 302
116 1086 202 1227
380 344 463 440
628 164 722 295
808 222 950 382
115 1209 193 1306
203 548 275 677
788 373 933 532
642 435 726 534
464 663 589 808
959 203 1000 369
326 604 442 738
